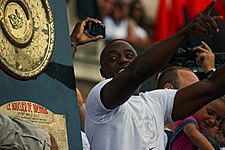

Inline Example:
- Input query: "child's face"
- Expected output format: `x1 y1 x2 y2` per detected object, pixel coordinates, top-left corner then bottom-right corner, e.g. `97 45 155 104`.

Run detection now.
194 100 225 131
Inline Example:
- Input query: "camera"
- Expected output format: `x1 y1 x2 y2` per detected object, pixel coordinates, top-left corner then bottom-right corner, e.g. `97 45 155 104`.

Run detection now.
88 22 105 38
168 47 225 80
169 47 201 73
175 47 197 58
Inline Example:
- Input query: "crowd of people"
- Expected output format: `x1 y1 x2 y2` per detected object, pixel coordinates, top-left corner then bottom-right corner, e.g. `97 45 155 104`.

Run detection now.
71 0 225 149
97 0 151 53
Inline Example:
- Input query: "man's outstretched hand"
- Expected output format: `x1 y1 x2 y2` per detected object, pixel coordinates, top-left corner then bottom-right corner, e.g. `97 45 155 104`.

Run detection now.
181 0 223 38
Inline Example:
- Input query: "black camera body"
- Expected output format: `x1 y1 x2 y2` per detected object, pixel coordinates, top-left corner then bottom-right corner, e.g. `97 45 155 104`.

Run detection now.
88 22 105 38
168 47 225 80
176 47 197 58
169 47 201 73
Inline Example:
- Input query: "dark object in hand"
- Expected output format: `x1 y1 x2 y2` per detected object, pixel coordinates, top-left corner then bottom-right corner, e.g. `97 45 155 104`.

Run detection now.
88 22 105 38
176 48 197 58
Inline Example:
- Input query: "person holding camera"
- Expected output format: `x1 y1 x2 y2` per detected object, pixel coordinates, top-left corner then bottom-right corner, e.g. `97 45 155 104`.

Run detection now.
70 17 104 150
70 17 104 57
71 1 225 149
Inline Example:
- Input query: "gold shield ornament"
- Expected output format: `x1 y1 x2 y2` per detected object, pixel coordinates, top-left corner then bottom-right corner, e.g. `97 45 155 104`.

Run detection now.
0 0 54 80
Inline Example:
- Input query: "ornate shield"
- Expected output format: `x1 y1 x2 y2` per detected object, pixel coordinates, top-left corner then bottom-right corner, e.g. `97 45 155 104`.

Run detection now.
0 0 54 80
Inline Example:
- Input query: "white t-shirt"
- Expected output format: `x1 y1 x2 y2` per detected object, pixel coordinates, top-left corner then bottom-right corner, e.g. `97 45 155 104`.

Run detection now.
132 20 148 39
81 131 90 150
85 79 177 150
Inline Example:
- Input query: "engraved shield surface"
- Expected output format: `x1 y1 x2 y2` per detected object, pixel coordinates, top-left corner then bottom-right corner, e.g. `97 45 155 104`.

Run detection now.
0 0 54 80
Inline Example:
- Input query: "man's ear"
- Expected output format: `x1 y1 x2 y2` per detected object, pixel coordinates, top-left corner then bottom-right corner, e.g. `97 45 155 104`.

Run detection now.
164 83 174 89
100 68 106 78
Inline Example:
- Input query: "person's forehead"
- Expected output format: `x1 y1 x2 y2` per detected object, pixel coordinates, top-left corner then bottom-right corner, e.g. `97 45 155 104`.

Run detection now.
109 40 131 47
105 40 136 53
208 100 225 117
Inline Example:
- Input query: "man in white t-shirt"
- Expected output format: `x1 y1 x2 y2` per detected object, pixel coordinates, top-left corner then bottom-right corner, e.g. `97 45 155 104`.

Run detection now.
70 1 225 149
86 78 176 150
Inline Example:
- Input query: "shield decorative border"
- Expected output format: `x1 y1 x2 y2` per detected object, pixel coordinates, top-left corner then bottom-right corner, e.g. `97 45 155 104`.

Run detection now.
0 0 54 80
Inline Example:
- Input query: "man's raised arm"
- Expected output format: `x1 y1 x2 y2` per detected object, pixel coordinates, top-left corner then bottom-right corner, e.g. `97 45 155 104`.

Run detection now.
101 0 223 109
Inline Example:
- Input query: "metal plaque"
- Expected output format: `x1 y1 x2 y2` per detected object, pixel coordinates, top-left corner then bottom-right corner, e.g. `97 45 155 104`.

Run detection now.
0 101 69 150
0 0 54 80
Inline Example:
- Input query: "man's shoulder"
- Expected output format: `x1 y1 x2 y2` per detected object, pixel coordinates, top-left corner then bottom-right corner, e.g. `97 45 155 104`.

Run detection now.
88 78 112 95
141 89 178 97
140 89 177 109
86 79 113 110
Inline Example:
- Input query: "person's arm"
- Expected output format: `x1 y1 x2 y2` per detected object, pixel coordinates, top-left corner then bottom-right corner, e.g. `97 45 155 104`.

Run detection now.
183 124 215 150
101 0 223 109
50 133 59 150
70 18 103 131
70 17 104 57
173 63 225 121
127 18 151 48
76 88 86 132
124 18 136 44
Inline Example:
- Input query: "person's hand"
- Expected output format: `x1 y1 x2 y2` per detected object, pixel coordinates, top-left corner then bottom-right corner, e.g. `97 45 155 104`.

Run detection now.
181 0 223 38
70 17 104 47
193 41 215 73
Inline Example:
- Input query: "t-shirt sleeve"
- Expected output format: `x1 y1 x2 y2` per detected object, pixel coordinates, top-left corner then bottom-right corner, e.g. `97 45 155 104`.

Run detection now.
145 89 177 124
85 79 113 123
